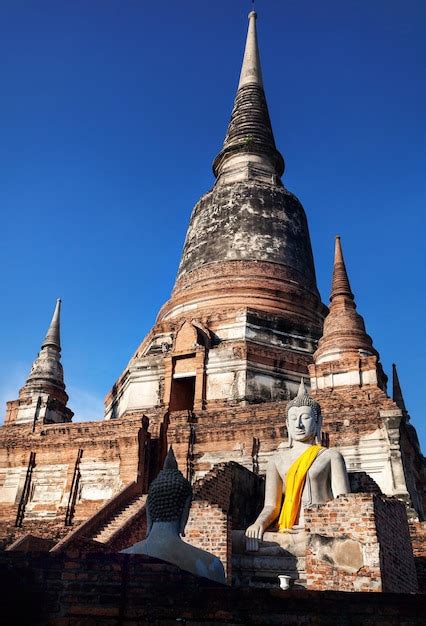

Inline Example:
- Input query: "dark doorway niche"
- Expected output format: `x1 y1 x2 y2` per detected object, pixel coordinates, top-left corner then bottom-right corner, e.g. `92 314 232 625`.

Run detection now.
169 376 196 412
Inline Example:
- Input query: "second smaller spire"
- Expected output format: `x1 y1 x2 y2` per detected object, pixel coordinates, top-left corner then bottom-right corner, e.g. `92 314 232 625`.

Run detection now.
314 236 378 365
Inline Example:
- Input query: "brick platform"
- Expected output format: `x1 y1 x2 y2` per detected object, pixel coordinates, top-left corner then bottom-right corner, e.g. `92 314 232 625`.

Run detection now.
0 549 424 626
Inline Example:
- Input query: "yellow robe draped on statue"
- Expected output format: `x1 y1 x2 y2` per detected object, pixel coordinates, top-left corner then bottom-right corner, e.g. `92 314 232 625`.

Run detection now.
278 444 323 531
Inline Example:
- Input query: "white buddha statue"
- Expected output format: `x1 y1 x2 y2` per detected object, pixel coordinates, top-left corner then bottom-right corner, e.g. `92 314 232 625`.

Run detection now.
122 448 226 584
245 379 350 553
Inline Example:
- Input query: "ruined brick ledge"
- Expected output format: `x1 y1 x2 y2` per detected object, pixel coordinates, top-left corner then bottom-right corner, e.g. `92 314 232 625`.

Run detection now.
0 550 424 626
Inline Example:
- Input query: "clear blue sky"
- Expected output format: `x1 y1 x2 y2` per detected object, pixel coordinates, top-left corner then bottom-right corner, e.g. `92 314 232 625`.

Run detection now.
1 1 425 449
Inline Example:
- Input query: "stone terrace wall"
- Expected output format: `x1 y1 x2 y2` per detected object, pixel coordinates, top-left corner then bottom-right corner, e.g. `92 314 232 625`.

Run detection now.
167 401 289 477
305 494 418 593
1 550 425 626
0 416 145 544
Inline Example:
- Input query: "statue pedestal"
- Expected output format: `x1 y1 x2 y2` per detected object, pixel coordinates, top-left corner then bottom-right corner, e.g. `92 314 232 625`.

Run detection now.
232 529 307 588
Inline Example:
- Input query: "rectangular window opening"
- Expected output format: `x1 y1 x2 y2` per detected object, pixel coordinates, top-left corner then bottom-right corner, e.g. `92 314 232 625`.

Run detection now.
169 376 196 412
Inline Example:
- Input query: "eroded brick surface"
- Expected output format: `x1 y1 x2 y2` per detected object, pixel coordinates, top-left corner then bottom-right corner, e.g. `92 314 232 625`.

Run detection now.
305 494 418 593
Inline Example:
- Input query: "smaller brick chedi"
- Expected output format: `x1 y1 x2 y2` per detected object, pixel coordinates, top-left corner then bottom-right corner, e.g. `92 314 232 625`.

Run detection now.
0 10 424 599
4 299 73 426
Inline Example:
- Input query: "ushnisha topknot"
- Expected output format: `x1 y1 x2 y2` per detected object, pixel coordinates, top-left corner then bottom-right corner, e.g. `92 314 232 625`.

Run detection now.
147 448 192 523
286 378 321 419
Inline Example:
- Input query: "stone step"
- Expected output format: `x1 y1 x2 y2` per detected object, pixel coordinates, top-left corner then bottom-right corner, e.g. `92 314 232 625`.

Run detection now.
92 496 147 543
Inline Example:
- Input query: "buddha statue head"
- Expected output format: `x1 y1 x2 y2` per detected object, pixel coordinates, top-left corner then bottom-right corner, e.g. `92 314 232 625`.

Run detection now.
286 378 322 446
146 447 192 536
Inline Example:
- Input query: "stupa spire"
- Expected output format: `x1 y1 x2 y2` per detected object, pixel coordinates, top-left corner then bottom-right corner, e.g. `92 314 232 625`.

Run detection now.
392 363 407 414
157 9 324 338
331 236 354 301
5 298 73 425
42 298 62 350
213 11 284 183
314 236 378 364
238 11 263 89
108 7 327 420
26 298 66 389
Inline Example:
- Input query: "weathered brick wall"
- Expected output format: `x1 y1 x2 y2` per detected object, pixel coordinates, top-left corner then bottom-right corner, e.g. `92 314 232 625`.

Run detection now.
305 494 418 593
0 404 269 534
193 463 235 510
192 461 263 527
0 418 143 535
373 496 418 592
185 462 263 581
185 500 231 578
1 390 423 579
410 521 426 593
348 471 382 494
0 415 159 548
0 517 72 551
305 494 382 592
311 386 396 448
0 549 425 626
167 400 290 477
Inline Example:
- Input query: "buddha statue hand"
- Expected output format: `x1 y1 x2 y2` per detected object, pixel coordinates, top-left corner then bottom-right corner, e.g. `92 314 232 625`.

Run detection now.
245 519 267 551
246 519 266 539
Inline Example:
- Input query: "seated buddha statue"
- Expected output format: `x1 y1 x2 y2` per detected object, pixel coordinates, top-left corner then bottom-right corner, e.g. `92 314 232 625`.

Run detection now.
122 448 226 584
245 379 350 554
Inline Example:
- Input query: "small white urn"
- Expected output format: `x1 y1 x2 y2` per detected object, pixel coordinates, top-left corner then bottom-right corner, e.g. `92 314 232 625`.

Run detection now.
278 574 292 590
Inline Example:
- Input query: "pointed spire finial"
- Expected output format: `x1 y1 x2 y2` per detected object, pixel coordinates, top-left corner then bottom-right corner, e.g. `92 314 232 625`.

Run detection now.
238 9 263 89
392 363 407 413
287 377 321 430
331 236 354 301
297 377 307 397
212 9 284 180
163 446 178 471
42 298 62 350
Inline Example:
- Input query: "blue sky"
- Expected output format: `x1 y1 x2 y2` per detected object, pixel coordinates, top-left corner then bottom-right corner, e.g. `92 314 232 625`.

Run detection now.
1 1 425 449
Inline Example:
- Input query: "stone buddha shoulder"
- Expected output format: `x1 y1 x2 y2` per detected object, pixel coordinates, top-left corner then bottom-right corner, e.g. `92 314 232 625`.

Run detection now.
245 379 350 554
122 448 226 584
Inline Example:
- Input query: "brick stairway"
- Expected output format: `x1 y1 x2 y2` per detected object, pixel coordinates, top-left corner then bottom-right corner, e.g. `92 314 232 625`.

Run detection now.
92 494 147 544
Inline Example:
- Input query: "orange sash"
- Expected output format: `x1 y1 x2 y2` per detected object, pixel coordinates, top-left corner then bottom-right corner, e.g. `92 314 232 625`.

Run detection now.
278 445 323 531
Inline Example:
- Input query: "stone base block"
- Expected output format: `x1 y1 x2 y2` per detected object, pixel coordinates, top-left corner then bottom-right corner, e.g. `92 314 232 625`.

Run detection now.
233 553 306 588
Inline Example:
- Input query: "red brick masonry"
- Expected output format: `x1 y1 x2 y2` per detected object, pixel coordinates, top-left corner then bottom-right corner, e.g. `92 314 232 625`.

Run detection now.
0 548 424 626
305 493 418 593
